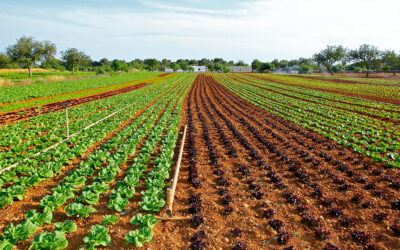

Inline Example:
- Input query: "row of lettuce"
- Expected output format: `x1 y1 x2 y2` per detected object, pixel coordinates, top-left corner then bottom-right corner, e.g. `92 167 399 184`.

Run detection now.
0 75 185 206
257 73 400 104
215 73 400 167
0 72 160 105
0 73 193 249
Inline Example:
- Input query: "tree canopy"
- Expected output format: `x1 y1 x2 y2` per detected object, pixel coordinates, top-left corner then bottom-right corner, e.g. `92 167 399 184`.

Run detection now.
61 48 91 74
6 36 56 77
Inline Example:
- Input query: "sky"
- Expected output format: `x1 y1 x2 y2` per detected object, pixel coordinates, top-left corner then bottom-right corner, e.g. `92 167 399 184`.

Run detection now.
1 0 400 63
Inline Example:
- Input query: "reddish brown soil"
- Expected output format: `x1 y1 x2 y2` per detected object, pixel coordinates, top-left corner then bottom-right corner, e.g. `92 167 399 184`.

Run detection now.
147 74 400 249
0 82 150 125
246 73 400 106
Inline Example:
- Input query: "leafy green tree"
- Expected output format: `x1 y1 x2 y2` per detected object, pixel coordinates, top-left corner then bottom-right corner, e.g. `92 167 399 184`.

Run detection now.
299 64 313 74
99 58 111 66
6 36 56 77
161 59 171 67
61 48 91 74
144 59 158 71
313 45 347 75
251 59 262 72
213 63 223 72
235 60 248 66
40 57 63 70
170 62 180 71
0 53 11 68
199 58 209 66
259 62 274 73
178 61 189 71
206 63 215 72
382 50 400 76
222 65 231 73
110 60 130 72
349 44 381 78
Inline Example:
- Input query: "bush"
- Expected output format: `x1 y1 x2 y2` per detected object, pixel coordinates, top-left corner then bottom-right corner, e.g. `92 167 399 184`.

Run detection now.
298 64 313 74
332 64 345 73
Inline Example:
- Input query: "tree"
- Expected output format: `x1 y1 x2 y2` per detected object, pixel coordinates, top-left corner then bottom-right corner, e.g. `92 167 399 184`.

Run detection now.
382 50 400 76
170 62 180 71
299 64 313 74
61 48 91 74
178 61 189 71
259 62 274 73
251 59 262 72
6 36 56 77
144 59 159 72
0 53 11 68
349 44 381 78
111 59 130 72
235 60 248 66
313 45 347 75
222 65 231 73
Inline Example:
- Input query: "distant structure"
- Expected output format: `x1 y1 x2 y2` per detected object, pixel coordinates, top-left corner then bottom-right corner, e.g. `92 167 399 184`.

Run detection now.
165 68 173 72
176 69 184 73
230 66 252 73
192 66 207 73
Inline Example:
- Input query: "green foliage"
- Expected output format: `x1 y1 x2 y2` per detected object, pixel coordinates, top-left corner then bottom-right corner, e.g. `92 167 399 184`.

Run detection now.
65 203 97 218
125 227 154 247
83 225 111 249
101 215 119 226
130 213 159 229
29 231 68 250
6 36 56 77
313 45 347 75
54 220 77 233
61 48 91 73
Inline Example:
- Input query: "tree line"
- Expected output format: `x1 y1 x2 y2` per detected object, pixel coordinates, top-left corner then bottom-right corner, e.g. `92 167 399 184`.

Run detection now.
265 45 400 77
1 36 399 78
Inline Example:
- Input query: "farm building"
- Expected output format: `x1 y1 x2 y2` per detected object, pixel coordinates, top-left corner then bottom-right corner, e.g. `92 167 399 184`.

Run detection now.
192 66 207 73
164 68 174 72
230 66 252 72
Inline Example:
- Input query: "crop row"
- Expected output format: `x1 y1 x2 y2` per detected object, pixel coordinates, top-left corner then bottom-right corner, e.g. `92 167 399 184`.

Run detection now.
253 73 400 104
0 74 193 249
0 72 160 106
0 75 188 208
215 74 400 167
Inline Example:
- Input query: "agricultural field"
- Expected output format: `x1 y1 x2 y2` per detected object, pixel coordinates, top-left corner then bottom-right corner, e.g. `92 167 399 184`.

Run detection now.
0 69 95 82
0 73 400 249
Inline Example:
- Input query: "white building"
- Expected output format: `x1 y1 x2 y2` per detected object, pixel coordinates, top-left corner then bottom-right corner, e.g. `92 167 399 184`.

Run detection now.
192 66 207 73
165 68 174 72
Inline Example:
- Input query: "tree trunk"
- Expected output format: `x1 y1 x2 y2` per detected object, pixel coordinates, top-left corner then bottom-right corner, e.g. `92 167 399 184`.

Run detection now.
72 66 75 75
394 69 396 76
327 67 334 76
28 65 32 78
366 68 370 78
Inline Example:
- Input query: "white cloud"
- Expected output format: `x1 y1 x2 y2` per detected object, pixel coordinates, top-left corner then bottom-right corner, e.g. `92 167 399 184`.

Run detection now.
0 0 399 62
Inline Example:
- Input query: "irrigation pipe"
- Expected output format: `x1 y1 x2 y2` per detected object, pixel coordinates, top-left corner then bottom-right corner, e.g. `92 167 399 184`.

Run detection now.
165 124 188 217
0 103 136 174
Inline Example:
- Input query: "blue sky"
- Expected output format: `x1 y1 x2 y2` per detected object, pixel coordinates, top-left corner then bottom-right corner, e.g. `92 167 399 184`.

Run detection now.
1 0 399 63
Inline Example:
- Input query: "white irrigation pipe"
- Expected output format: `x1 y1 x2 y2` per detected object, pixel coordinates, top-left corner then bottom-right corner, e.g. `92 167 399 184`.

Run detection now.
0 103 135 174
165 124 188 217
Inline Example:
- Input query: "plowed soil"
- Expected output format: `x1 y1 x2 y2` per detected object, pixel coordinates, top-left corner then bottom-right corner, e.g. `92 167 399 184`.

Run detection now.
149 74 400 249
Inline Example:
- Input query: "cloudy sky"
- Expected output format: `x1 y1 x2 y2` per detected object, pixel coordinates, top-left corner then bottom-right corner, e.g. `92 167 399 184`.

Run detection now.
1 0 399 63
